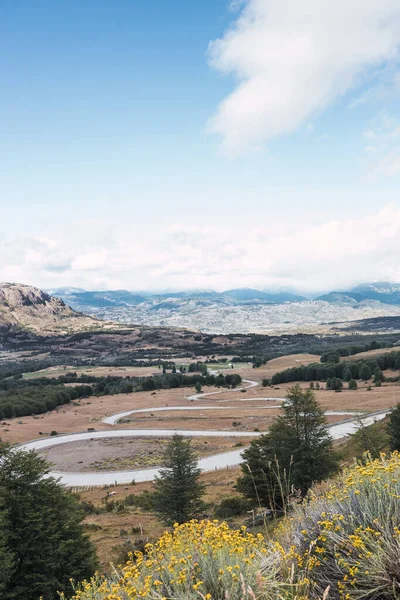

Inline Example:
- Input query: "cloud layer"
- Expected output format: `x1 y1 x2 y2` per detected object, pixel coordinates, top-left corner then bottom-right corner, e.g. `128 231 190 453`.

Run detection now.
208 0 400 155
1 204 400 293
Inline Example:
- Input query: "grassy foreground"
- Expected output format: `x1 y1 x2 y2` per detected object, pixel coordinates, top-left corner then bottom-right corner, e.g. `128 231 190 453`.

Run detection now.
64 453 400 600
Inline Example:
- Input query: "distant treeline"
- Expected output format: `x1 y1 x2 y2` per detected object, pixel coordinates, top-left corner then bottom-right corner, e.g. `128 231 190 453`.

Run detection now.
265 351 400 386
0 371 242 420
0 384 94 419
320 340 397 363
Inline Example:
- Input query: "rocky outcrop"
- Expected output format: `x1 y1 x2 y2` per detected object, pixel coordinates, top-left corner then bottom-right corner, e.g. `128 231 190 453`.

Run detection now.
0 283 101 334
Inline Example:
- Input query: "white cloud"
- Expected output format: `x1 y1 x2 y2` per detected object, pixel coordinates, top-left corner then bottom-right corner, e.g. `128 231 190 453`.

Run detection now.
364 111 400 176
1 204 400 293
373 153 400 175
208 0 400 155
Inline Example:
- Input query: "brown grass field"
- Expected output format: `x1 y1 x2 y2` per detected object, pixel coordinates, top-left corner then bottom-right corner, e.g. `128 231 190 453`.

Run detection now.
340 348 400 362
4 351 399 568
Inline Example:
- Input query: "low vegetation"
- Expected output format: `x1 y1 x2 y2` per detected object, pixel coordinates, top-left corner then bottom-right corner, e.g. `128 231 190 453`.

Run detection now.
266 349 400 386
65 453 400 600
0 371 242 420
0 443 97 600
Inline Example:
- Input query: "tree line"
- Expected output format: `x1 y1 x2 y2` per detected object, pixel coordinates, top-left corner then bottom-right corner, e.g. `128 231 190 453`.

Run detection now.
265 351 400 386
0 371 242 420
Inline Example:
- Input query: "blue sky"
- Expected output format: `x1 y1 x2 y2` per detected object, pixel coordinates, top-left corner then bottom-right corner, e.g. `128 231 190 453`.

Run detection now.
1 0 400 292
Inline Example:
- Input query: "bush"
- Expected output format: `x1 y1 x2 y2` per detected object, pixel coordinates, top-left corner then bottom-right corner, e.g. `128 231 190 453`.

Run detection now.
63 454 400 600
348 378 358 390
214 496 251 518
66 521 272 600
274 452 400 599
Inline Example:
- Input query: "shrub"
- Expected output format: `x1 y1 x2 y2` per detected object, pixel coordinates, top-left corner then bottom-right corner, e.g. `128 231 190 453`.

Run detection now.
63 455 400 600
273 452 400 599
64 521 273 600
214 496 251 518
348 378 358 390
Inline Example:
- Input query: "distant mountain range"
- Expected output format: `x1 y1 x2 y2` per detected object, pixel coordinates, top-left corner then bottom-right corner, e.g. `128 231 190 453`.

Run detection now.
4 281 400 337
48 283 400 308
44 282 400 334
316 283 400 306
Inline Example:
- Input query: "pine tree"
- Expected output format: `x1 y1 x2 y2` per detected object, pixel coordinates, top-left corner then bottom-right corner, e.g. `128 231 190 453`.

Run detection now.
0 445 98 600
388 404 400 451
343 368 352 382
0 505 13 596
373 367 384 386
237 385 338 506
348 379 358 390
360 364 371 381
153 434 205 524
351 417 389 458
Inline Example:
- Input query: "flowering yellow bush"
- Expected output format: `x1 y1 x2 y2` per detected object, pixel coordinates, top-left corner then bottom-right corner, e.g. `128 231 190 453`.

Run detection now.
64 520 274 600
274 452 400 599
64 453 400 600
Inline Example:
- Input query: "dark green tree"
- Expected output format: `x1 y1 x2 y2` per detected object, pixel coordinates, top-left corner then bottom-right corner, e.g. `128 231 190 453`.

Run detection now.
343 369 352 382
331 378 343 391
237 385 338 506
153 434 205 524
360 364 371 381
0 504 13 595
373 368 384 386
236 435 288 511
0 445 98 600
388 404 400 451
195 381 202 393
348 379 358 390
351 417 389 459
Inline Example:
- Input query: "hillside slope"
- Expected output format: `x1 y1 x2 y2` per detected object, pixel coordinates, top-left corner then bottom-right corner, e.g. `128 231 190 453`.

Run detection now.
0 282 101 334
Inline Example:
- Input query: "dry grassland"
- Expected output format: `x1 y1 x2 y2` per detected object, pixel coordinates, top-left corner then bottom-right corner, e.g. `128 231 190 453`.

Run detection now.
340 348 400 362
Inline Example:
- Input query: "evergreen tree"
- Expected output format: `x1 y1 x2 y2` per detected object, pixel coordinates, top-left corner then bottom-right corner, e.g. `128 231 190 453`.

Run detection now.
331 377 343 391
153 434 205 524
0 505 13 596
237 385 338 506
351 418 389 458
343 368 352 382
360 364 371 381
373 368 384 386
388 404 400 451
348 379 358 390
0 445 98 600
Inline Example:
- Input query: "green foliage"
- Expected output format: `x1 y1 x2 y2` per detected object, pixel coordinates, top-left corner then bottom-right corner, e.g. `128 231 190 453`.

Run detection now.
388 404 400 451
214 496 251 518
343 368 352 382
270 350 400 386
348 378 358 390
0 384 93 420
374 367 385 384
331 377 343 391
153 434 206 525
360 363 371 380
0 445 98 600
238 385 338 507
276 453 400 599
350 417 390 458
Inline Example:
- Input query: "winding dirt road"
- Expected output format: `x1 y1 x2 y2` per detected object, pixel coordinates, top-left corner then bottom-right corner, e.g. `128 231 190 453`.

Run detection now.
19 379 390 487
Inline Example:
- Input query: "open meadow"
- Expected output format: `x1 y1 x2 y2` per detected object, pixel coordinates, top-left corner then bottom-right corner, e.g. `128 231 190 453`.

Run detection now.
3 350 399 570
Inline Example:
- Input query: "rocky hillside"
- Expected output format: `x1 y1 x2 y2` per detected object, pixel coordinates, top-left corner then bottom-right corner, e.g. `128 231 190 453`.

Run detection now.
0 283 101 334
